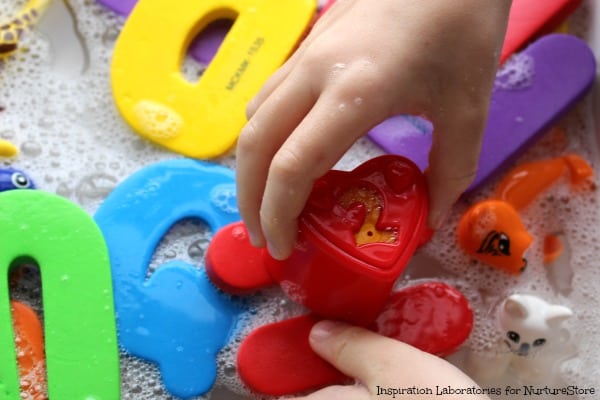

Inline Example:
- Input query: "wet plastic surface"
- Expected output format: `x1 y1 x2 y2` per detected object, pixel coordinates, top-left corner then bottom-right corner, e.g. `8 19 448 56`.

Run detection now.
94 159 242 398
207 155 431 326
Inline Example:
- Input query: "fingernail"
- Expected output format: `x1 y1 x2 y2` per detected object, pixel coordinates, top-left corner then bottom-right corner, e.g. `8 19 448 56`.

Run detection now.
310 320 345 342
428 210 447 230
268 240 294 260
247 230 265 248
267 241 285 260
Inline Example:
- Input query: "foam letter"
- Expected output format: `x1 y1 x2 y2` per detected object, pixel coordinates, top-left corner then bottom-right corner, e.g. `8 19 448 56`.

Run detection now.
0 190 119 399
111 0 317 158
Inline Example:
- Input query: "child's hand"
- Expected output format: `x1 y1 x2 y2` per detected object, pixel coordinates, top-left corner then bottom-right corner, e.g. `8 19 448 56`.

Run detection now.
293 320 490 400
236 0 512 259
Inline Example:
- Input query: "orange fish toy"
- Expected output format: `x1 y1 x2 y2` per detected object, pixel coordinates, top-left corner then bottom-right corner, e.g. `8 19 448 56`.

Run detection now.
458 154 593 274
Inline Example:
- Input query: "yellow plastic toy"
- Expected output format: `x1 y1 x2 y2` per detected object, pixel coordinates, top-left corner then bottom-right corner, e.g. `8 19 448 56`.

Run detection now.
111 0 317 159
0 0 50 58
0 139 18 157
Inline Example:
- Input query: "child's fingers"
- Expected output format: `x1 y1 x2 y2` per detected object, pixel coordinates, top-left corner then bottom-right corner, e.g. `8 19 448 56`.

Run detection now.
426 93 493 229
236 69 318 247
309 321 393 386
258 78 389 259
421 2 507 231
246 49 303 119
308 321 434 389
293 384 370 400
426 112 485 229
308 321 488 400
247 0 354 120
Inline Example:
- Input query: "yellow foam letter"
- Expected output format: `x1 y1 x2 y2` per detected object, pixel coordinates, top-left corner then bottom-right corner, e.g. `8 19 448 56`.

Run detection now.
111 0 316 159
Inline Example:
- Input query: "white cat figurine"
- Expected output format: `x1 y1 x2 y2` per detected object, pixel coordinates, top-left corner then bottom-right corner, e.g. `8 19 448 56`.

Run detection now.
467 294 573 383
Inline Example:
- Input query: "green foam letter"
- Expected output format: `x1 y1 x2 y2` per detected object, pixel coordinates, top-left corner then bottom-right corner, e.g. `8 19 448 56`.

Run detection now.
0 190 119 400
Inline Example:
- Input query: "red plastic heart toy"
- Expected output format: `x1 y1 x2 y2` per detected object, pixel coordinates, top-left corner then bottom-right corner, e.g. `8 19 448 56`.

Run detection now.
268 155 431 325
205 155 474 396
207 155 431 325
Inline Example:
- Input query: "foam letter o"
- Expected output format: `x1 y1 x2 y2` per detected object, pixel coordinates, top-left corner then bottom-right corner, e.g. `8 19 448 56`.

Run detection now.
111 0 317 159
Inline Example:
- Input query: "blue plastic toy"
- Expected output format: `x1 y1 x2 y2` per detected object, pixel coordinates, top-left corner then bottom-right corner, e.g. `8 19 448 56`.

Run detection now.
0 167 36 191
94 158 242 398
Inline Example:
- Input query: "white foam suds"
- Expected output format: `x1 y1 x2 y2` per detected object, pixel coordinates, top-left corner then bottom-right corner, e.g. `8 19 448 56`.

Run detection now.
2 1 600 399
494 53 535 91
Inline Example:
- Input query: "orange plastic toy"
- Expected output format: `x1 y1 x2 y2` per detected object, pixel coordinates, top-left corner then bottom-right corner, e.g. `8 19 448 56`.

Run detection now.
457 200 533 274
458 153 593 274
493 154 593 209
543 234 564 264
10 300 47 400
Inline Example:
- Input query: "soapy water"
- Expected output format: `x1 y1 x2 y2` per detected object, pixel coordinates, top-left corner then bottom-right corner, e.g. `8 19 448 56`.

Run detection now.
1 0 600 399
494 53 535 91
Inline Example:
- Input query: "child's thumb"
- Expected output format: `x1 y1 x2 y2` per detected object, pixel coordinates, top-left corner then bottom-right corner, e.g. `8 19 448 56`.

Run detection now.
309 320 403 384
